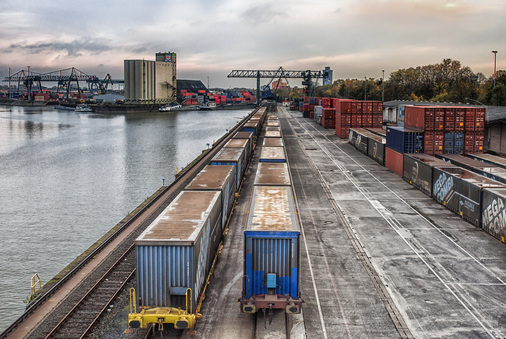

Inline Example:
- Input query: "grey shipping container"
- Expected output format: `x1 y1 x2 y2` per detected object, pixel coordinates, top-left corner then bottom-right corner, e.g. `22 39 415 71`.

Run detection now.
436 153 506 185
233 131 253 157
135 191 222 312
443 132 464 154
466 153 506 170
481 188 506 243
368 135 385 165
185 165 236 232
210 147 246 191
432 167 504 226
403 154 453 196
254 162 291 186
225 138 251 166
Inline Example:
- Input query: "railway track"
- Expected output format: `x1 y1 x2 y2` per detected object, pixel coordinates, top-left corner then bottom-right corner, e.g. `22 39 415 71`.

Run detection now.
45 245 136 339
1 109 258 339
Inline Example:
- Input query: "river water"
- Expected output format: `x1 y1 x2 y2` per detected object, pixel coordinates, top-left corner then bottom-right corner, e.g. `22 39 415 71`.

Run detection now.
0 105 250 332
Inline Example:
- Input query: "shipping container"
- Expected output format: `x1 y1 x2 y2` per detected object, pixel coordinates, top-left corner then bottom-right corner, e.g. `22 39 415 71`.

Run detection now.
464 131 484 154
335 99 354 113
225 138 251 165
349 128 369 155
444 107 456 131
351 101 362 114
465 108 476 131
367 128 387 138
424 131 444 155
265 130 282 138
254 163 291 186
186 165 235 232
351 114 362 128
336 126 350 139
476 108 485 131
386 126 424 154
367 134 385 166
455 107 465 132
259 146 286 163
481 188 506 243
432 167 504 226
242 121 260 136
210 147 246 191
241 186 301 314
404 106 436 131
385 147 404 177
136 191 222 312
403 153 454 196
466 153 506 170
372 114 383 128
233 131 254 156
267 120 280 127
435 153 506 184
443 132 465 154
263 137 284 147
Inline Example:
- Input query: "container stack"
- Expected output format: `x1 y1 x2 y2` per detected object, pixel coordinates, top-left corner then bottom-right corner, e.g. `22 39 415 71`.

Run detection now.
403 105 485 155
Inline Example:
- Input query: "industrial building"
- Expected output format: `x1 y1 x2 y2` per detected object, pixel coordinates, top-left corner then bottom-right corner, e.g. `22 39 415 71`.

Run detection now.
123 52 177 104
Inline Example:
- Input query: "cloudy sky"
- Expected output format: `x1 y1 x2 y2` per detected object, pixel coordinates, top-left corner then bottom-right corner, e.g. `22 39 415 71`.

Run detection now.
0 0 504 88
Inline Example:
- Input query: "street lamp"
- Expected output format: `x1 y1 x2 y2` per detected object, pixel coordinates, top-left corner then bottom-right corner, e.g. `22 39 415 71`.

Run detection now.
382 70 385 102
364 77 367 100
492 51 498 88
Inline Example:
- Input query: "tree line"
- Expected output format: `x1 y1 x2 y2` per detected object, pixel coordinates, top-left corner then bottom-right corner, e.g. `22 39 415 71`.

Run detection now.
286 59 505 106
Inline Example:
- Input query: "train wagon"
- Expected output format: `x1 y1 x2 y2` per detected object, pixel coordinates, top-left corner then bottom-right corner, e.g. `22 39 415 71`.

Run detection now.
233 131 254 156
240 186 302 314
254 162 291 186
185 164 236 233
242 120 260 137
128 190 222 330
259 146 286 163
224 138 251 168
262 137 284 147
210 147 246 191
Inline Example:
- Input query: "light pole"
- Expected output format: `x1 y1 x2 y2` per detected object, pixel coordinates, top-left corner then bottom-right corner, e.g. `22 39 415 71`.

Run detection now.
364 77 367 100
382 70 385 102
492 51 498 88
207 76 210 89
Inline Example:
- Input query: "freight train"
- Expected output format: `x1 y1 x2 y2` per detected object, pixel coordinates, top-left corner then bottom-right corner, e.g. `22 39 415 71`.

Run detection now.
128 104 302 331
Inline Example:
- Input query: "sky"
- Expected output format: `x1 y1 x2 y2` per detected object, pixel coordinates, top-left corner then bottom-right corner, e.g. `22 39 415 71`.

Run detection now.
0 0 504 89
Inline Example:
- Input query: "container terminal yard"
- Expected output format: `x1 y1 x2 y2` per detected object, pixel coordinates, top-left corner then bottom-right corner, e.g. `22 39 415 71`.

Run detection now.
1 102 505 339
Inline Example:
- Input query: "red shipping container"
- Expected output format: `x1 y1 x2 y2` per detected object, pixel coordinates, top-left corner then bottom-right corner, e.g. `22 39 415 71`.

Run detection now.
475 108 485 131
351 114 362 127
385 147 404 177
336 99 354 113
310 111 314 119
444 107 455 131
464 132 485 153
465 108 476 131
372 115 383 128
475 132 484 153
351 101 362 114
424 131 444 155
322 119 333 129
362 101 373 113
335 126 350 139
362 114 373 127
404 106 435 131
331 98 339 109
434 107 445 130
336 112 351 127
373 101 383 114
321 98 331 108
455 107 465 131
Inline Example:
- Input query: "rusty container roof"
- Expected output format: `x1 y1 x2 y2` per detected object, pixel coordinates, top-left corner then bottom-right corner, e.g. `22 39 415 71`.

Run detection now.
247 186 299 232
260 146 286 161
263 138 284 147
254 163 291 186
136 190 221 244
267 120 280 127
265 130 282 138
224 138 248 149
212 147 244 162
186 164 234 190
266 126 281 132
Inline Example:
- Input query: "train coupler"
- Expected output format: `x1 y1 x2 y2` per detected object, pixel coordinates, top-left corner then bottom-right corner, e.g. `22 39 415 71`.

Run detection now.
128 307 197 330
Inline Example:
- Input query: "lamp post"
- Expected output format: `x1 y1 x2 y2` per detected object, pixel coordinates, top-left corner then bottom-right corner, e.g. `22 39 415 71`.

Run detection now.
382 70 385 102
492 51 498 88
364 77 367 100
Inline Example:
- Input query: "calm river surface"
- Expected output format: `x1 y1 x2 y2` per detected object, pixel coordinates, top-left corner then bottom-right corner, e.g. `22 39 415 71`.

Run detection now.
0 105 249 332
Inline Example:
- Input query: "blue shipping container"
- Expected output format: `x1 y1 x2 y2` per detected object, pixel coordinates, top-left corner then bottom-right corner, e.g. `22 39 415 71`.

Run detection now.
443 132 464 154
386 126 424 154
243 186 300 300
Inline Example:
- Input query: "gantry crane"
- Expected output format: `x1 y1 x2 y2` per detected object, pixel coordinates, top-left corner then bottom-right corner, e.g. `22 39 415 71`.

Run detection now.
227 67 328 104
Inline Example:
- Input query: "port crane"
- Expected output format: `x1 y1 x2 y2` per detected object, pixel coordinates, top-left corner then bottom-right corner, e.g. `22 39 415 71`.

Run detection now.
3 67 123 99
227 67 328 104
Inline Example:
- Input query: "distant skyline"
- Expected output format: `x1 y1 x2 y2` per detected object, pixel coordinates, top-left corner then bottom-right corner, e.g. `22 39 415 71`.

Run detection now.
0 0 504 88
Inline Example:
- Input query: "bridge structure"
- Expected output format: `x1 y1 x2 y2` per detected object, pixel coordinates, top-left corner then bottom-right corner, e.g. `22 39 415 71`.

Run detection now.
3 67 124 99
227 67 328 104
